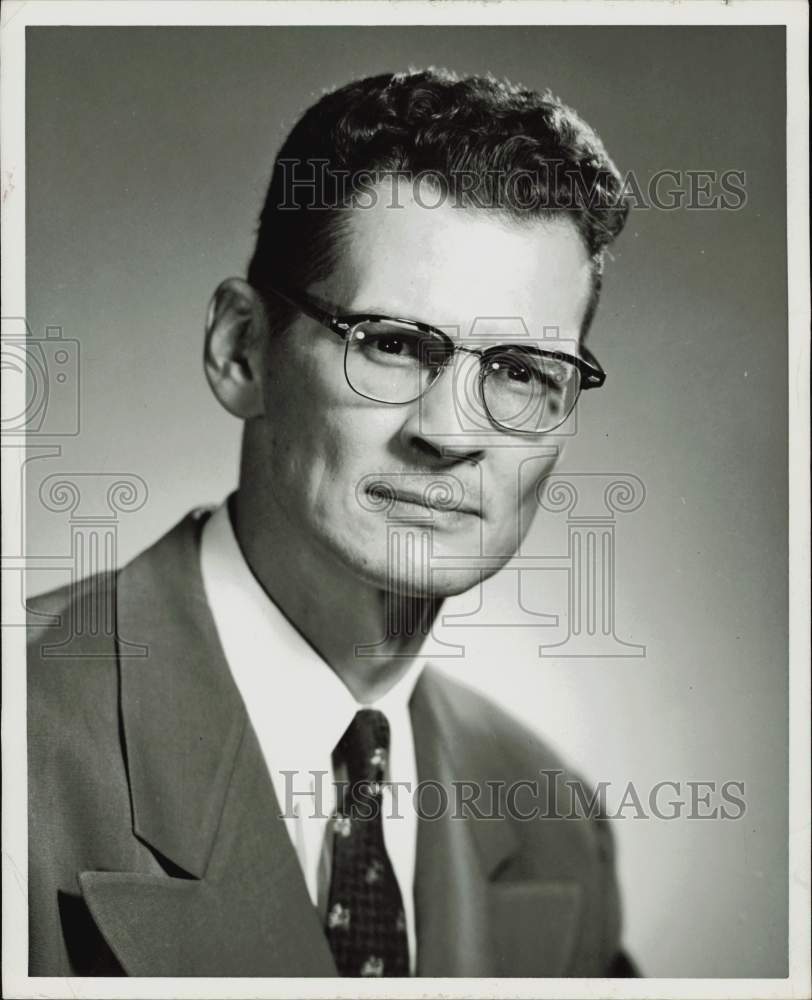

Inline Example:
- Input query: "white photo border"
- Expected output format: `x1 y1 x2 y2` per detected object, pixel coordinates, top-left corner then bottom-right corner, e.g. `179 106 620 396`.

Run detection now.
2 3 809 998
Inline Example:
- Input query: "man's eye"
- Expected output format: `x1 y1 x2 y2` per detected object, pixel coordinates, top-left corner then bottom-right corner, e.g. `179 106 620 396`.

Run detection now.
503 360 532 383
374 335 409 356
354 324 427 364
489 356 559 390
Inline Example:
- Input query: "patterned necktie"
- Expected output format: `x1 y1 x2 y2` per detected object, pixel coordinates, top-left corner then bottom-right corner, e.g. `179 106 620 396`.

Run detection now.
325 708 410 977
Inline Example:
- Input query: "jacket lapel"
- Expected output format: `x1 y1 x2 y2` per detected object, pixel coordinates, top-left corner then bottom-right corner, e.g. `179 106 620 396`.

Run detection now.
79 510 336 977
411 669 582 977
411 672 507 975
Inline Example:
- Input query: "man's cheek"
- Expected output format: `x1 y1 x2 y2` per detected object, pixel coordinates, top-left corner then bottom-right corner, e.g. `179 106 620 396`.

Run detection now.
489 483 543 555
310 444 365 518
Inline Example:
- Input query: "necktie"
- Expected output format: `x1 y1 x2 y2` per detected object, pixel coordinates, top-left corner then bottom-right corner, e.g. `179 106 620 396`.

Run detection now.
325 708 410 977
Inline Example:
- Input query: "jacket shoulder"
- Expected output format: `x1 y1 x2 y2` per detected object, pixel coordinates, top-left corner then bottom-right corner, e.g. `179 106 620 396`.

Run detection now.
27 573 124 804
419 666 618 861
420 666 577 778
27 573 120 711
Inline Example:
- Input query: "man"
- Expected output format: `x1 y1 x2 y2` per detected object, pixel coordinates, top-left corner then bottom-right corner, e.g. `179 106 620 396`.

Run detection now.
28 68 635 977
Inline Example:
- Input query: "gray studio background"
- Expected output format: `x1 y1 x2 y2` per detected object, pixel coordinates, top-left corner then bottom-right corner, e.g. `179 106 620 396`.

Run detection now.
25 27 787 977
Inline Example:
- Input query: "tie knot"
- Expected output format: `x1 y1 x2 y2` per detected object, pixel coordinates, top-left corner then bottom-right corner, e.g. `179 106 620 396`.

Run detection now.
334 708 390 785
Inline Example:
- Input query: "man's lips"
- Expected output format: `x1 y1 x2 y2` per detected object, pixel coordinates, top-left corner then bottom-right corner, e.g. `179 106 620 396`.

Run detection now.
366 485 481 517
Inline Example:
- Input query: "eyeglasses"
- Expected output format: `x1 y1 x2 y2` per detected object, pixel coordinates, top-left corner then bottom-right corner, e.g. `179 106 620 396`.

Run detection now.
266 285 606 435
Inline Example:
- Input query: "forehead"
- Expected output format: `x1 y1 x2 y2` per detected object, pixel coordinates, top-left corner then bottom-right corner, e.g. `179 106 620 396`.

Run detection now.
320 180 594 340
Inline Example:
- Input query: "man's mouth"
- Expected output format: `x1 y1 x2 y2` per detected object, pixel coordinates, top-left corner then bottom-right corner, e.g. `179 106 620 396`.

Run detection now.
365 483 481 518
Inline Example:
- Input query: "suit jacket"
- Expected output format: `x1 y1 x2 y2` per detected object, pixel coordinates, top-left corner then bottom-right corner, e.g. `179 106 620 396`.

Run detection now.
28 508 633 977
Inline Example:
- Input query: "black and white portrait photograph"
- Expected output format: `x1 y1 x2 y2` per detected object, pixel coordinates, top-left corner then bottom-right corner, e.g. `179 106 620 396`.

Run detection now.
1 2 809 998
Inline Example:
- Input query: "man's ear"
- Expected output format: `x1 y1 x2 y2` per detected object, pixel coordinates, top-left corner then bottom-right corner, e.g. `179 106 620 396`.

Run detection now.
204 278 267 419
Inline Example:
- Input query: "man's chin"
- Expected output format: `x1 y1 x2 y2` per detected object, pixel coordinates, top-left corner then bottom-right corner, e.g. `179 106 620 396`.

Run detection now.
423 567 488 598
364 562 496 600
339 519 513 596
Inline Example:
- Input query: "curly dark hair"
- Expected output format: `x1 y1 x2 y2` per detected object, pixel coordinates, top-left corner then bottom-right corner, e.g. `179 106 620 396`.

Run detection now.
247 68 629 338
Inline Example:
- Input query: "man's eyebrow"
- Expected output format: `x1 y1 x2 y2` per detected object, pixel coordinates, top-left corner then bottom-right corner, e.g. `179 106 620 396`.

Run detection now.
492 342 572 357
344 303 451 333
345 303 430 322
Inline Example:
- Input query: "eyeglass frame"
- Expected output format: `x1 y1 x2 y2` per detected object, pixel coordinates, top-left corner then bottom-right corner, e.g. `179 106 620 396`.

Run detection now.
263 284 607 434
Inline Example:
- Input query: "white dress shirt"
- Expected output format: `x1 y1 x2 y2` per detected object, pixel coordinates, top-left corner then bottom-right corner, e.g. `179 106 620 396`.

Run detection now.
199 501 424 971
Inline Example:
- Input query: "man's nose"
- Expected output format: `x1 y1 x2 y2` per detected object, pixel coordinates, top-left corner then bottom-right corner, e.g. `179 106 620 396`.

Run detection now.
399 351 488 463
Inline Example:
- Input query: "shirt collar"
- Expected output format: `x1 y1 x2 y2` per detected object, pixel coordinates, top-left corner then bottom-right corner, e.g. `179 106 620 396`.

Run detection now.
200 500 426 780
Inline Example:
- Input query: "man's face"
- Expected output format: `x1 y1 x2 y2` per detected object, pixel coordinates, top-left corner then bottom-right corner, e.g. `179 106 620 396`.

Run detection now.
249 184 593 597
